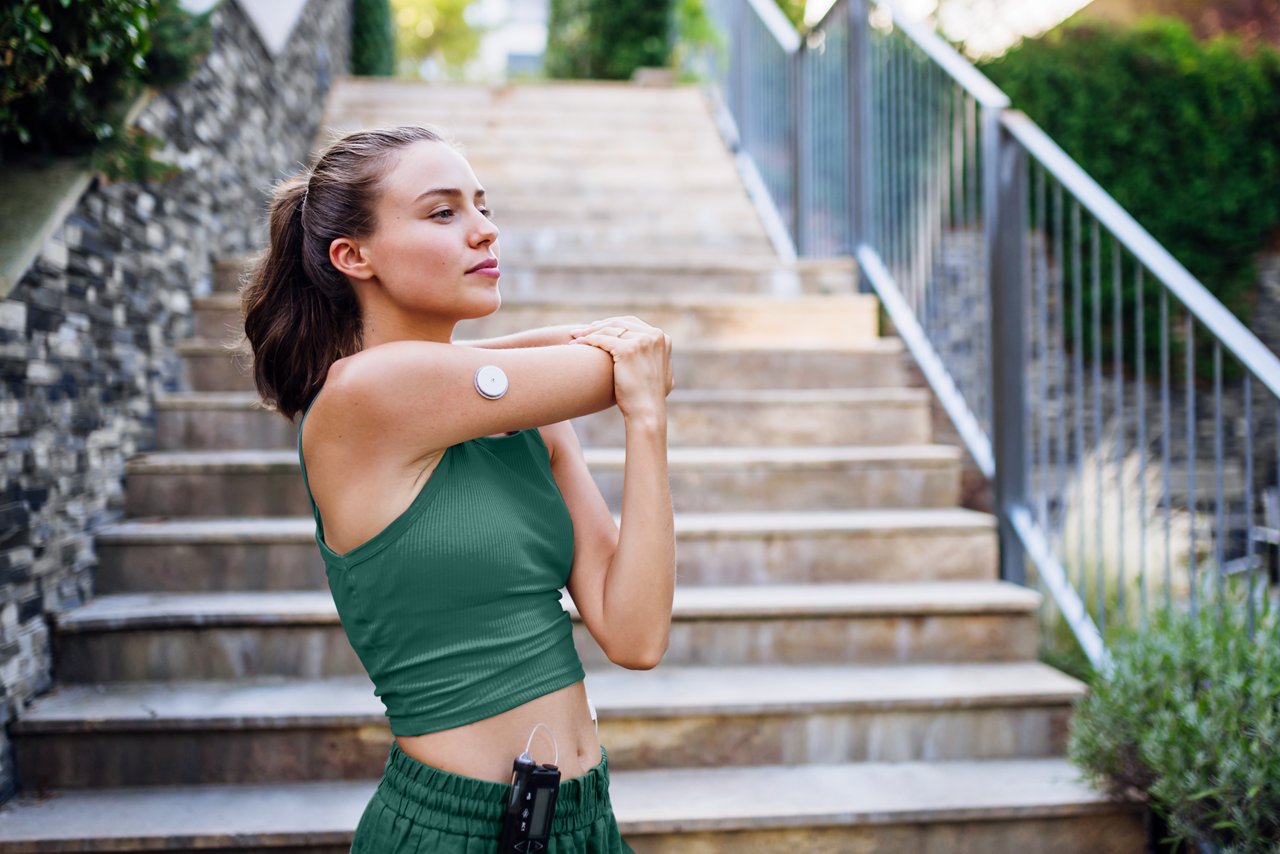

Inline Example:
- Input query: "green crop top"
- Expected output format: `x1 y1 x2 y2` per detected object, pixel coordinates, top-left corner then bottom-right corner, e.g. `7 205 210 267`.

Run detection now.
297 390 586 736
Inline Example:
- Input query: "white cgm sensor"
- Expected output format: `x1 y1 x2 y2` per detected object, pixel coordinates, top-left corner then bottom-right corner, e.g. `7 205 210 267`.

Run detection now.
474 365 509 400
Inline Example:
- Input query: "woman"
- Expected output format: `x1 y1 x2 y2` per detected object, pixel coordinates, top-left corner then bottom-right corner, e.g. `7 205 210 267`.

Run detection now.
239 125 675 852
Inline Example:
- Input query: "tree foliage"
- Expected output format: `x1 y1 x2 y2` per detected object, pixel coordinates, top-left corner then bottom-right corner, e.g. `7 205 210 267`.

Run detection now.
0 0 211 161
981 17 1280 368
391 0 482 78
352 0 396 76
545 0 673 80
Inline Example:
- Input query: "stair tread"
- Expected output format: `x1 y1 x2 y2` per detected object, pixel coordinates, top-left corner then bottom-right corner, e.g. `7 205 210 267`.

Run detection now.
125 444 962 471
155 387 930 410
197 290 870 311
0 758 1133 848
96 508 996 543
177 335 907 354
56 581 1035 632
15 661 1082 731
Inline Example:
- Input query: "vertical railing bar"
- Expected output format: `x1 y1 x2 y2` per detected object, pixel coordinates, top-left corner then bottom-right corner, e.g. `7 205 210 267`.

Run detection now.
1213 342 1224 606
1243 374 1255 635
965 94 976 231
989 120 1027 586
1186 314 1198 617
1072 201 1086 593
1053 181 1067 557
791 48 806 255
951 85 963 235
896 34 906 284
876 17 887 254
1160 288 1173 608
849 0 870 258
1136 265 1148 624
1025 159 1039 534
927 63 942 340
910 42 920 314
1091 218 1105 632
1113 240 1125 621
1036 162 1049 533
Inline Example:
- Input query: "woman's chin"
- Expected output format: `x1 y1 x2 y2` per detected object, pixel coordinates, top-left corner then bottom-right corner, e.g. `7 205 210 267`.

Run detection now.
467 288 501 319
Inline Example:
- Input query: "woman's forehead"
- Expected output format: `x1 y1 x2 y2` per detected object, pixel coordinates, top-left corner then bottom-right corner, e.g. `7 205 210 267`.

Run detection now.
382 141 481 204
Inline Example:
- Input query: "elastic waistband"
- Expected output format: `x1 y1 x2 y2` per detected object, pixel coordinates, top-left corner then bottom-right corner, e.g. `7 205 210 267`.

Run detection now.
375 741 612 838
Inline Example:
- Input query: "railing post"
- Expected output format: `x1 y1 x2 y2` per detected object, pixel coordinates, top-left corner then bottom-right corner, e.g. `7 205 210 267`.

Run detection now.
848 0 870 269
731 2 746 140
986 111 1029 586
791 48 806 254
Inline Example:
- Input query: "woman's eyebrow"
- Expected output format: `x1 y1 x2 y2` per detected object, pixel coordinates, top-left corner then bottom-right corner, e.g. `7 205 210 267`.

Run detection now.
412 188 487 204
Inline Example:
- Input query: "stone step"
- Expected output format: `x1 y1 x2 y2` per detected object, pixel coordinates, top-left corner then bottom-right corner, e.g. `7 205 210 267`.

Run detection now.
178 338 915 393
327 79 712 110
459 163 747 190
342 105 723 132
327 118 734 158
94 509 997 593
155 388 932 451
481 226 775 257
121 445 962 517
52 582 1034 682
14 661 1081 788
195 291 875 346
0 758 1144 853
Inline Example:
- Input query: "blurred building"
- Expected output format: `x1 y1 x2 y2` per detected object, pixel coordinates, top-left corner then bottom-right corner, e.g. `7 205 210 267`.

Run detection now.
465 0 549 80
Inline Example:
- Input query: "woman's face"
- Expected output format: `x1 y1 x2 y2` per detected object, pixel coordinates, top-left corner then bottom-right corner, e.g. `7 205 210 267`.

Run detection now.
358 140 501 323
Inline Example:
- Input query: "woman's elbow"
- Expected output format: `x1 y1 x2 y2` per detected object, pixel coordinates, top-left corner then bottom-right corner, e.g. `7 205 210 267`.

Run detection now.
607 639 667 670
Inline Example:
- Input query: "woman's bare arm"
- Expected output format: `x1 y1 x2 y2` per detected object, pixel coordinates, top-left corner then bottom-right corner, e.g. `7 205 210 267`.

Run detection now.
319 340 616 459
452 323 580 349
553 317 676 668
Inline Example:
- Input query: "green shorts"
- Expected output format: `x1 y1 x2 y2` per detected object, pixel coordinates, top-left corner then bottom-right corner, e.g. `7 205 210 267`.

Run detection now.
351 741 635 853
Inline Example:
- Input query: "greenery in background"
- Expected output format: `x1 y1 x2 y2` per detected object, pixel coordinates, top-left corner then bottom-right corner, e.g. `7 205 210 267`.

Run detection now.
670 0 723 82
352 0 396 76
773 0 806 30
545 0 673 80
1068 581 1280 851
0 0 211 163
981 18 1280 378
390 0 483 79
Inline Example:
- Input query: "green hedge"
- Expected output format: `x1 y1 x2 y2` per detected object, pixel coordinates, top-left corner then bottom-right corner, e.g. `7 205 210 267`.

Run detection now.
980 17 1280 377
352 0 395 76
1068 585 1280 850
1 0 210 162
545 0 672 80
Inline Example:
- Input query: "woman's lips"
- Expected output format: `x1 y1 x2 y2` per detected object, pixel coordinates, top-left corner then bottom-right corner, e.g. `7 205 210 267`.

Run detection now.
467 266 500 277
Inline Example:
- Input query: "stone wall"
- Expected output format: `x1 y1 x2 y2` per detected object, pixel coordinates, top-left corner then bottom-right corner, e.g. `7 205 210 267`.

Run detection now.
0 0 351 801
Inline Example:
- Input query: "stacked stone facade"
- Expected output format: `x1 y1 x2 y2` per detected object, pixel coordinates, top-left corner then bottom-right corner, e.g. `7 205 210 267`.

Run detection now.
0 0 351 800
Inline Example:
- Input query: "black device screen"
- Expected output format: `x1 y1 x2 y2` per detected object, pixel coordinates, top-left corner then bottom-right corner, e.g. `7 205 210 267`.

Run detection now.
530 788 552 835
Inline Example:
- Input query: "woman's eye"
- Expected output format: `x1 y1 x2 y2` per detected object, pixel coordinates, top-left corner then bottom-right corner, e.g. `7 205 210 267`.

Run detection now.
479 207 493 219
431 208 454 220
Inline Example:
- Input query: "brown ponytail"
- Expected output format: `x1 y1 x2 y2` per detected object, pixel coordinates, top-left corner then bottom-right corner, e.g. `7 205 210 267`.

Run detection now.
237 125 446 420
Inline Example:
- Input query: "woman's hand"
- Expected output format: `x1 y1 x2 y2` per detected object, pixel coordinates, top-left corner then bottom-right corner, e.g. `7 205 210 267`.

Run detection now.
569 316 673 423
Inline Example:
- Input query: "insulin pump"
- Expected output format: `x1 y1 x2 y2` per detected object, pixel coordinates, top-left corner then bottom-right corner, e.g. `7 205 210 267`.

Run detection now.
498 722 561 853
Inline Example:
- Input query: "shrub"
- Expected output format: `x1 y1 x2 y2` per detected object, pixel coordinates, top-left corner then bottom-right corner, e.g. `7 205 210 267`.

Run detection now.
981 17 1280 379
352 0 396 76
0 0 210 162
1068 581 1280 852
545 0 673 80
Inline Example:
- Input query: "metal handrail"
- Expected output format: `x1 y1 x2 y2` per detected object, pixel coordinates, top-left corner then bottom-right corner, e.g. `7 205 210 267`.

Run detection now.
876 2 1009 109
1002 111 1280 399
708 0 1280 664
746 0 801 52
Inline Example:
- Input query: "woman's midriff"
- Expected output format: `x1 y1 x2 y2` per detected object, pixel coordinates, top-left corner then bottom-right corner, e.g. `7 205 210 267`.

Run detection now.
394 680 602 784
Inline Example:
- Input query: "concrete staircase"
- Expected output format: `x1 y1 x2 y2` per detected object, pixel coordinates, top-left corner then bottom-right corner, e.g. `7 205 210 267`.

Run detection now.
0 80 1144 852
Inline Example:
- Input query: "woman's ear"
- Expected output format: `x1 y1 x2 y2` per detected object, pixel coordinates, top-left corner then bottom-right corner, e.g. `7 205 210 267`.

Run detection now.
330 236 375 281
